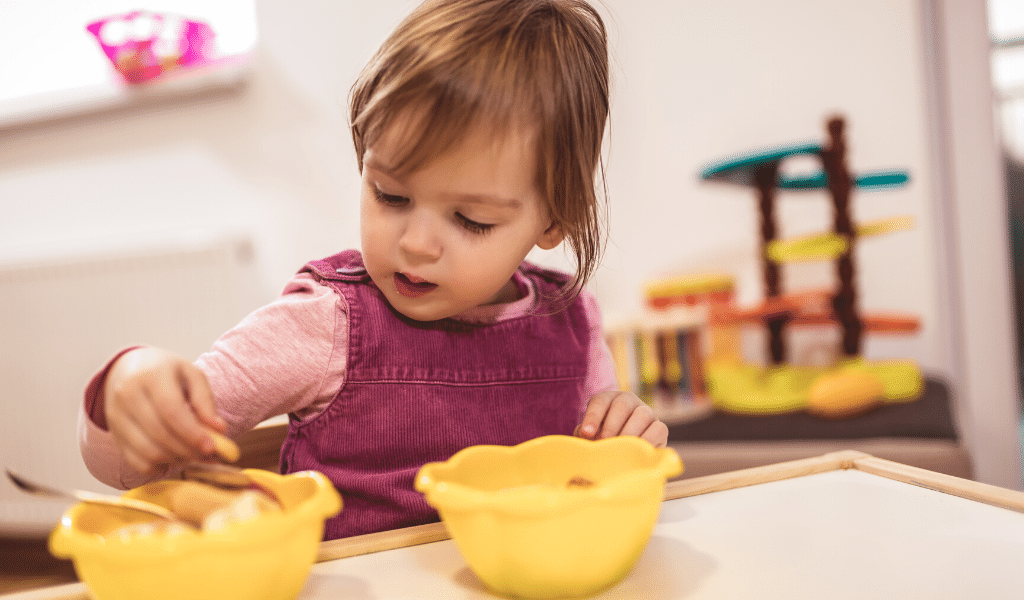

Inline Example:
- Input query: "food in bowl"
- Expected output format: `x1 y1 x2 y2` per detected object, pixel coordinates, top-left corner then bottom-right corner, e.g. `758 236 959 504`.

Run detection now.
565 475 595 488
416 435 683 599
49 469 341 600
108 481 281 537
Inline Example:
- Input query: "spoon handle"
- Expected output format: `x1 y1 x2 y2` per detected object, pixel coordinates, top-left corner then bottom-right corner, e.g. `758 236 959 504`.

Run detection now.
68 492 184 522
6 469 187 524
6 469 78 501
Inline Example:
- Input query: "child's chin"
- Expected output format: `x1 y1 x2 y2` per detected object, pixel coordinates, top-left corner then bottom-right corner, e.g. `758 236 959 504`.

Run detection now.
386 294 452 322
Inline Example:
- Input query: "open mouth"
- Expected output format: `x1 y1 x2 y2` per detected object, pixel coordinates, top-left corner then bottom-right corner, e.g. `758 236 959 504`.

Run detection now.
393 272 438 298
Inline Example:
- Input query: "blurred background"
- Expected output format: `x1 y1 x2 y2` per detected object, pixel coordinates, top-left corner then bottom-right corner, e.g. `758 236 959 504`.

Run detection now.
0 0 1021 527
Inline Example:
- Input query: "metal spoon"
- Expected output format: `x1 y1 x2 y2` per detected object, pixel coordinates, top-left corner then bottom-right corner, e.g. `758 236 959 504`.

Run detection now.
182 461 258 489
5 469 192 526
181 461 281 505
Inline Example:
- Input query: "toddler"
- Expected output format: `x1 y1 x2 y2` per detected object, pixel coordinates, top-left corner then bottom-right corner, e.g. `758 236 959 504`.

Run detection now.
81 0 668 540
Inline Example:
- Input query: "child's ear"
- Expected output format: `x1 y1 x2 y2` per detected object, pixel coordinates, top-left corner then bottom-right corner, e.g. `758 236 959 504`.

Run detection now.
536 221 564 250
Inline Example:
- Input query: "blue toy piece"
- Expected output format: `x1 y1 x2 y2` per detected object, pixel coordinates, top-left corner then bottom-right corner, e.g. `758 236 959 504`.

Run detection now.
699 143 820 186
700 142 910 191
779 170 910 190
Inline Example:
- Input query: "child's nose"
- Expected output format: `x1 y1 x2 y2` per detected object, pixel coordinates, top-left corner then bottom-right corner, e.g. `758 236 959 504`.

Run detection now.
398 212 442 261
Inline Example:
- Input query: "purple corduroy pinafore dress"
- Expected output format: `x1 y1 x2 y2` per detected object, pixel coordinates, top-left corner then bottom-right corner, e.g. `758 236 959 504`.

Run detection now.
279 250 590 540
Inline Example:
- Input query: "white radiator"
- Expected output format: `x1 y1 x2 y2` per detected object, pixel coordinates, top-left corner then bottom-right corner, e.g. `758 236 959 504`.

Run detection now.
0 235 268 536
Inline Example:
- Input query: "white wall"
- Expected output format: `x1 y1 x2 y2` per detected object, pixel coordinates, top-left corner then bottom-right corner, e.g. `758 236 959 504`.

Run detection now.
925 0 1022 489
0 1 1019 487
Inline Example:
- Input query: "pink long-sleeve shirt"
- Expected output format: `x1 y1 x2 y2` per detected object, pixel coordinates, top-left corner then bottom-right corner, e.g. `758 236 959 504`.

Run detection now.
80 268 618 489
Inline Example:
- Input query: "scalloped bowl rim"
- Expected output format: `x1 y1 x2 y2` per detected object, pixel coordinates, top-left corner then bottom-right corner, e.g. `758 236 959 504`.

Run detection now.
415 435 683 514
49 469 341 561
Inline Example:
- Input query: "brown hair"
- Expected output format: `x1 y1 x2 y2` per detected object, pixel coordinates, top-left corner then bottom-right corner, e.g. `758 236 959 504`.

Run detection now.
349 0 610 300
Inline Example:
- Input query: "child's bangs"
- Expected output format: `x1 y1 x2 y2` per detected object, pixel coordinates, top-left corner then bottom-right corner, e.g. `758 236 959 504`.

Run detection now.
359 69 539 179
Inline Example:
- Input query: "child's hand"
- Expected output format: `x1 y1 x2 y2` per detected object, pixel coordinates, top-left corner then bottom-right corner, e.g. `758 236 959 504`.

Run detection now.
574 391 669 448
101 347 226 476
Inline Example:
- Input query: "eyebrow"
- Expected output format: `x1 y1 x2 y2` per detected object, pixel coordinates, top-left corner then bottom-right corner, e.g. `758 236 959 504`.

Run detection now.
452 193 523 209
365 157 523 209
364 155 395 174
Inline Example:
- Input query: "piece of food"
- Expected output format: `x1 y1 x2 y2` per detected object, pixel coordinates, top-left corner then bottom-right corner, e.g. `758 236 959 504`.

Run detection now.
111 519 193 540
209 431 241 463
201 490 280 532
168 481 253 527
109 481 281 538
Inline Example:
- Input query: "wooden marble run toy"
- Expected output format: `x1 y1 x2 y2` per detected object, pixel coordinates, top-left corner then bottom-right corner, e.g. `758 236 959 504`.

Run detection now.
694 115 924 417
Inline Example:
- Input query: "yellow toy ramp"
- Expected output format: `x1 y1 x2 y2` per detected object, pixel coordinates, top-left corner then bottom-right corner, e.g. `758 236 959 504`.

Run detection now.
705 358 924 416
704 361 819 415
767 233 847 263
766 215 915 264
857 215 914 238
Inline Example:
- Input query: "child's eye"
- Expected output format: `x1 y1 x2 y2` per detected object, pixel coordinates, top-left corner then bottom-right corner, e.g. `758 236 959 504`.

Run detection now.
455 213 495 235
374 188 409 207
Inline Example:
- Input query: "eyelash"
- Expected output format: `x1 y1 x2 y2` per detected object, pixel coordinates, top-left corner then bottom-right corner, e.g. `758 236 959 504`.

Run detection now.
373 188 408 207
373 188 495 235
455 213 494 235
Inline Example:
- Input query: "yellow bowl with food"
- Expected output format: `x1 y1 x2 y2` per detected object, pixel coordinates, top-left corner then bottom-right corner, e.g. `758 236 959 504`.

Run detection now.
49 469 341 600
415 435 683 599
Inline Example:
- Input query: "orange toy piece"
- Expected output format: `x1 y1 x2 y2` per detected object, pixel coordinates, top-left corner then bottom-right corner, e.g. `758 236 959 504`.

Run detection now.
806 370 885 419
643 274 734 311
709 289 920 333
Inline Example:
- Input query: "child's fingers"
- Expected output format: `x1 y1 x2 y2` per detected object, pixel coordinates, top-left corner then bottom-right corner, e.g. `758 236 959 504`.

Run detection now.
619 404 668 447
576 391 616 439
596 395 639 439
111 413 183 475
578 391 669 447
107 376 195 459
176 363 231 458
634 415 667 448
144 373 217 458
640 419 669 448
104 348 204 456
130 387 206 459
178 363 225 432
619 404 657 438
582 391 636 440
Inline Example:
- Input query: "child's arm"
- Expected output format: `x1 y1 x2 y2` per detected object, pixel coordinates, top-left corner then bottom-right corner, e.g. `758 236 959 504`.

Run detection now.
81 271 349 486
575 391 669 448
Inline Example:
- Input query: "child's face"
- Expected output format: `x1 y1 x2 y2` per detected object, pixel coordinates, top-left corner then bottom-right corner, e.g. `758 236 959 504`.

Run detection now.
359 120 563 321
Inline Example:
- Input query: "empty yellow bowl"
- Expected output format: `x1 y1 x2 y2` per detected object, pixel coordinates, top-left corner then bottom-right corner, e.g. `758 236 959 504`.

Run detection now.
415 435 683 599
49 470 341 600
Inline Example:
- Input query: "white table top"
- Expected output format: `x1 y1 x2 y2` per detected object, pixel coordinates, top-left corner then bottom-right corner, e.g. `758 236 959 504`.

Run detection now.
8 452 1024 600
299 468 1024 600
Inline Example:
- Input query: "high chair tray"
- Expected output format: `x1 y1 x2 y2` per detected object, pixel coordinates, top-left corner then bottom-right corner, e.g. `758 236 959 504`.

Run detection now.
8 451 1024 600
